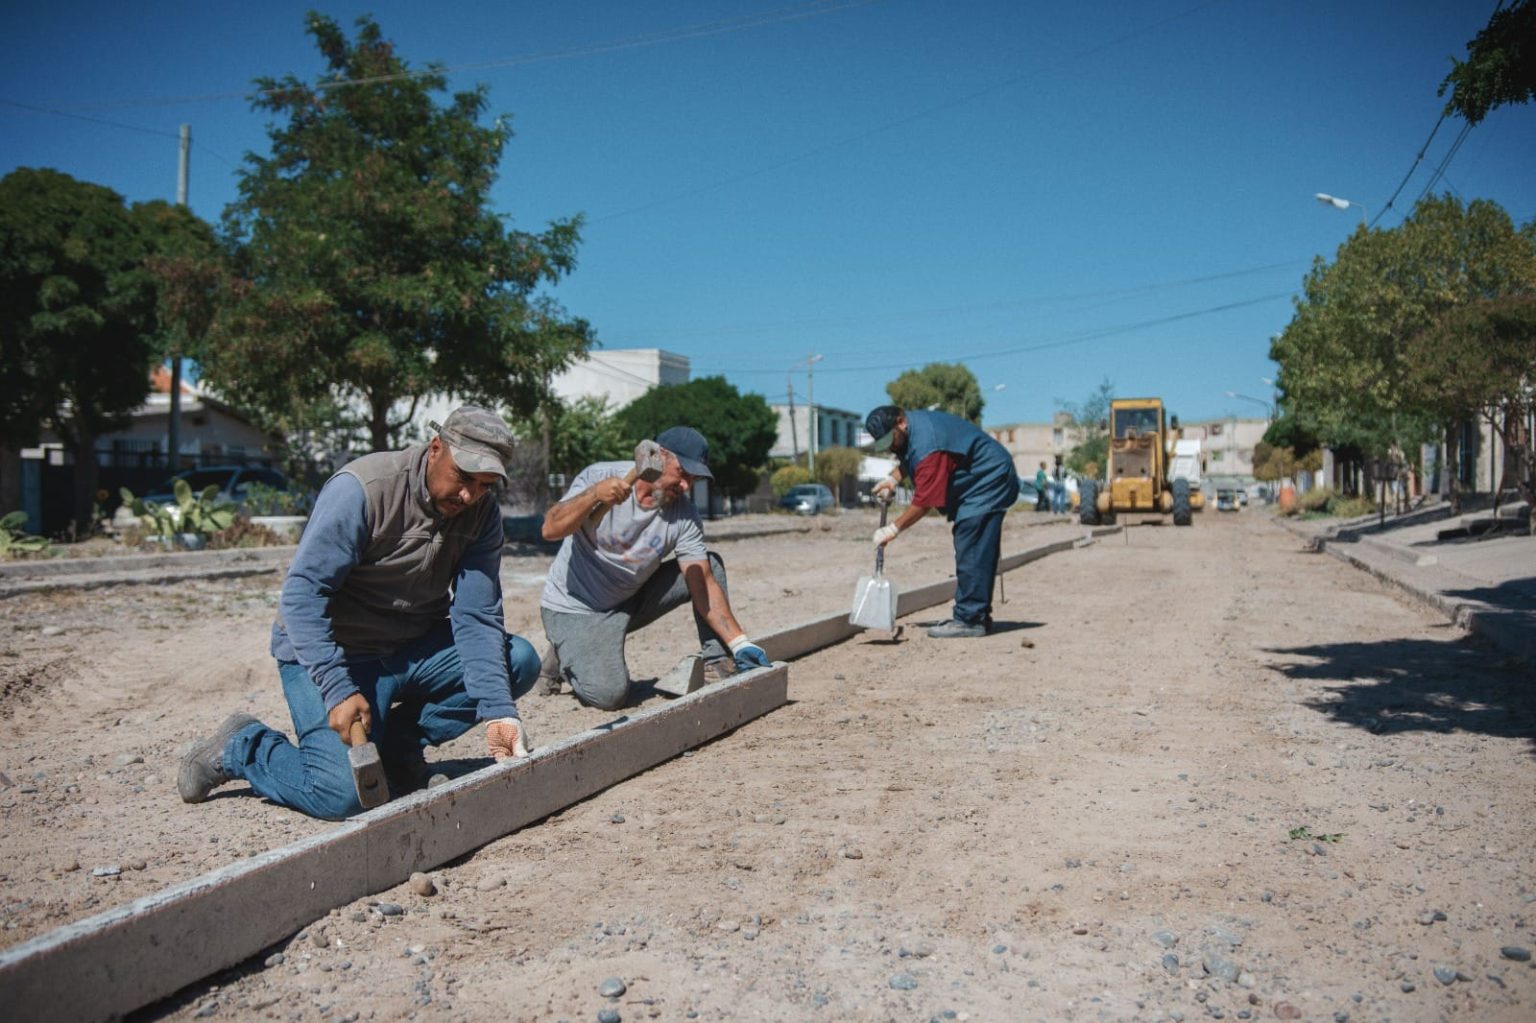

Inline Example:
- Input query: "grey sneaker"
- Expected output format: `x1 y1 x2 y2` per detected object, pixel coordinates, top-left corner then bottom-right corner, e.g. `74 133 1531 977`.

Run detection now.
926 618 988 639
177 713 258 803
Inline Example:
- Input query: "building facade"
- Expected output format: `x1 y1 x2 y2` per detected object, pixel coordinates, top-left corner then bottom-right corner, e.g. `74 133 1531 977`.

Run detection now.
769 403 865 462
985 412 1080 478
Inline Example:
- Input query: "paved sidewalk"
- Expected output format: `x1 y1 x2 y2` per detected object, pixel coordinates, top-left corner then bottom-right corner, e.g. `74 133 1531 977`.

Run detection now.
1278 497 1535 667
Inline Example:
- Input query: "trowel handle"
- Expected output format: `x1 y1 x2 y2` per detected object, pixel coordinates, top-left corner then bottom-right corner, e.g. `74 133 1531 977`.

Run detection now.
875 502 887 575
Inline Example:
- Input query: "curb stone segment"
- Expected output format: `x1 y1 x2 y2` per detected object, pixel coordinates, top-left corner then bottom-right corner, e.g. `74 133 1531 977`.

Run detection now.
0 526 1111 1020
0 663 789 1023
1274 516 1535 669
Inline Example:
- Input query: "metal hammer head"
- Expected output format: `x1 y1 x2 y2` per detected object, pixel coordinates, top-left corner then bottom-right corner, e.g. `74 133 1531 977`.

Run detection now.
347 721 389 809
633 439 665 483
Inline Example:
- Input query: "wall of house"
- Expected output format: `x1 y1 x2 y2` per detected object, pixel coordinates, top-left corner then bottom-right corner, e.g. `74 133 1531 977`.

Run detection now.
986 414 1080 478
768 404 864 461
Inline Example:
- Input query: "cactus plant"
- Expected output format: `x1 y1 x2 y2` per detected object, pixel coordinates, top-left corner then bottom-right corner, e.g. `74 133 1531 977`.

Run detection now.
121 481 236 547
0 511 49 558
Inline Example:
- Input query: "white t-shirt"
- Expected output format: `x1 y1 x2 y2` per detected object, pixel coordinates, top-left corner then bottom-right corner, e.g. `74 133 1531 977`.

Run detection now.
540 461 710 614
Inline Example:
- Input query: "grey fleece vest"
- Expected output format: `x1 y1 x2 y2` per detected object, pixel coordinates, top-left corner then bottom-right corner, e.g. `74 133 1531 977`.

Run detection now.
326 444 493 655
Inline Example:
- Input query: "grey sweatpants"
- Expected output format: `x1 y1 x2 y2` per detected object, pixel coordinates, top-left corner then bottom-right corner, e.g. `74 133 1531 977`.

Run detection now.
540 553 730 711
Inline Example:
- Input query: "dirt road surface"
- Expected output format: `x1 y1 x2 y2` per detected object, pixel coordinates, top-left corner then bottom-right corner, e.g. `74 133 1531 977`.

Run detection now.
2 509 1532 1021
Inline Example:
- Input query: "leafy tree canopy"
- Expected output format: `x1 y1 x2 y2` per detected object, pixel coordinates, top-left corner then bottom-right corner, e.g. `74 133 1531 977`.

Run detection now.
885 363 984 423
613 376 778 496
1440 0 1535 125
1058 377 1114 479
0 169 214 529
813 445 863 489
214 12 591 450
511 395 630 483
1269 194 1535 456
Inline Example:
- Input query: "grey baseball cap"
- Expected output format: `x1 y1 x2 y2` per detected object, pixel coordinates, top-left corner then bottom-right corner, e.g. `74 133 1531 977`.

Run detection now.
429 406 515 481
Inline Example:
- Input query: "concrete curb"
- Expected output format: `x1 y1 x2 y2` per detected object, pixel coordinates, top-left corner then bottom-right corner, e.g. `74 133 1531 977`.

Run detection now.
0 527 1109 1021
1274 517 1534 669
0 664 790 1023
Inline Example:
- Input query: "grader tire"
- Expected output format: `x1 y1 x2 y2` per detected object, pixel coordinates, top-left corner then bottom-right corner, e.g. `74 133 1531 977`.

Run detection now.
1172 478 1192 526
1078 480 1101 526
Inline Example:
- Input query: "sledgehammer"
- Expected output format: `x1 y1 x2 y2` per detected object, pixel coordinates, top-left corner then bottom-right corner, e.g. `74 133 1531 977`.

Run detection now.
586 439 665 526
347 720 388 809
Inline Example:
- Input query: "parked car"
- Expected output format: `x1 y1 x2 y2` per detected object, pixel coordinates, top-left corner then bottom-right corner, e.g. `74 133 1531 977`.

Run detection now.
142 466 289 508
1016 477 1041 505
779 483 835 516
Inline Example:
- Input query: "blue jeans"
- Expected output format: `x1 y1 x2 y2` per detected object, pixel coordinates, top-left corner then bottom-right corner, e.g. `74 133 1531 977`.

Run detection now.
223 622 540 820
952 510 1005 626
1051 483 1067 514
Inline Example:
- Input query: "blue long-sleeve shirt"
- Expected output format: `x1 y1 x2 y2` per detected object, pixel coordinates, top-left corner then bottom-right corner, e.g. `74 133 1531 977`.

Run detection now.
270 472 517 721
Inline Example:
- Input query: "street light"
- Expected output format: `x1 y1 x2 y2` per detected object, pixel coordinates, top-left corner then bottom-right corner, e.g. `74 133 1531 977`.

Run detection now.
1225 390 1273 420
1314 192 1368 226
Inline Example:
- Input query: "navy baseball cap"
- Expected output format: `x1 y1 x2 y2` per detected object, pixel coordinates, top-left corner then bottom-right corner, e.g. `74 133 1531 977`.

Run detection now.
656 426 713 480
864 405 902 453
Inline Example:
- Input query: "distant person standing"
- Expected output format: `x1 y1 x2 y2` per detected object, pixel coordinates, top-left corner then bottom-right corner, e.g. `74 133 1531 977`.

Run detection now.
1034 461 1049 511
1051 456 1068 514
866 405 1018 638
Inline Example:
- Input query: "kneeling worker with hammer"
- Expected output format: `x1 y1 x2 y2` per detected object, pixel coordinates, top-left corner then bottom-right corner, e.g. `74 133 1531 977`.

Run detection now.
178 407 541 820
537 426 770 709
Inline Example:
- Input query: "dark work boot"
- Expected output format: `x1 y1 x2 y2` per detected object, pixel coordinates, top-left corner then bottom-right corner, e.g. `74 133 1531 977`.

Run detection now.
177 713 259 803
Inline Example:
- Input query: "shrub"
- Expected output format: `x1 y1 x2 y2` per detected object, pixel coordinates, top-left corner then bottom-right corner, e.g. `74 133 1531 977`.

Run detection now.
209 517 287 549
241 482 313 516
771 465 814 499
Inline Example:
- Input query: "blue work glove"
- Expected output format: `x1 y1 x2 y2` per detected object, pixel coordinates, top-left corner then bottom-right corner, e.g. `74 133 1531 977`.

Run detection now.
729 636 770 672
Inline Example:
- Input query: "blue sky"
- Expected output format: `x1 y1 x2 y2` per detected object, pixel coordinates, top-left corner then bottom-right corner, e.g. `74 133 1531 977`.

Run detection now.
4 1 1532 428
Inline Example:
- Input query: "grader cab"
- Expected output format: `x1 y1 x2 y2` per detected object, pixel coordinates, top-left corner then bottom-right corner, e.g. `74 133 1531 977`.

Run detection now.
1078 397 1199 527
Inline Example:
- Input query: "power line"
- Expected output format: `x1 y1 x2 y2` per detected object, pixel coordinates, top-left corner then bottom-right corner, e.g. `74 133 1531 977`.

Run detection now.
696 289 1295 376
611 258 1307 347
0 99 241 169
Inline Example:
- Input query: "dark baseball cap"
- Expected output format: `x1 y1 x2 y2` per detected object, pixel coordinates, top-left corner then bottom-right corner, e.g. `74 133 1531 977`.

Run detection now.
864 405 903 453
655 426 713 480
429 406 515 481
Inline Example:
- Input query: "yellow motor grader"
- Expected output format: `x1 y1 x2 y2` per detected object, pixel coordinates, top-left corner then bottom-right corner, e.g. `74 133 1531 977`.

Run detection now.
1078 397 1200 526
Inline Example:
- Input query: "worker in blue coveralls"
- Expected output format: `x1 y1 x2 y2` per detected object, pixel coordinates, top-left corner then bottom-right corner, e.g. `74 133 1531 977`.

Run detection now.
864 405 1018 638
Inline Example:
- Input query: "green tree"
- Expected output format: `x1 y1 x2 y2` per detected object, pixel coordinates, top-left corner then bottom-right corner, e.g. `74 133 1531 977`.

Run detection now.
512 394 629 483
885 363 984 423
1058 378 1114 479
613 376 778 496
214 13 591 451
1269 195 1534 487
813 445 863 491
0 169 171 531
1406 295 1536 525
1440 0 1535 125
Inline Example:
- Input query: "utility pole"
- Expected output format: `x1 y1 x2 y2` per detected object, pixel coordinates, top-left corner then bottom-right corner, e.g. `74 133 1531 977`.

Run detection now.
786 377 799 465
168 124 190 472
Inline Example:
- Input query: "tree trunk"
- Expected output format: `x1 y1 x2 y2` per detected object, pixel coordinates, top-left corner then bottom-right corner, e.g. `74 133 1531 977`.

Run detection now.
1494 404 1535 536
1444 423 1461 515
369 396 391 453
0 443 21 516
70 432 100 539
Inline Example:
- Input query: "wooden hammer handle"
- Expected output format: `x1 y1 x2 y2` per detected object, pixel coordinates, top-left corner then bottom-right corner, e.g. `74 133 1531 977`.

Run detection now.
348 720 369 747
586 466 640 527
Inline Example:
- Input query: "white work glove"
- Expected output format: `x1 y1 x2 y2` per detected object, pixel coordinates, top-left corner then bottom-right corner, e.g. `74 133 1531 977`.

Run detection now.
486 717 531 760
871 475 899 503
729 635 771 671
873 524 899 547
